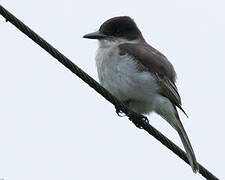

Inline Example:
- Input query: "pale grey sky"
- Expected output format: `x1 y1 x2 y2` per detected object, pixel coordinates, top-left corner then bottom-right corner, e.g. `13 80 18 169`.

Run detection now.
0 0 224 180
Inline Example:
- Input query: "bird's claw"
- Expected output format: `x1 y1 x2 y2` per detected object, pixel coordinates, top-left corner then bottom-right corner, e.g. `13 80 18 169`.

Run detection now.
115 107 149 129
128 112 149 129
116 108 126 117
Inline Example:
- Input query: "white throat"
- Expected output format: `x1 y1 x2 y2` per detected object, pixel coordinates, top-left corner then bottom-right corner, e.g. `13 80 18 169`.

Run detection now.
98 38 139 48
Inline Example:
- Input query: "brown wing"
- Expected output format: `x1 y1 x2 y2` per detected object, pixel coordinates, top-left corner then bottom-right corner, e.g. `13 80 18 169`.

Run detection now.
154 73 188 117
119 42 188 116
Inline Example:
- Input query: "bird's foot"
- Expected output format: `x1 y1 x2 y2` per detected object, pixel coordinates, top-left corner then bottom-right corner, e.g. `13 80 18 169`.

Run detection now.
128 113 149 129
116 108 126 117
115 99 149 129
115 99 133 117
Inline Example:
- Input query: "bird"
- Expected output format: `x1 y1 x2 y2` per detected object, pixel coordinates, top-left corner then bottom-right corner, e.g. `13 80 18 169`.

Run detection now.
83 16 199 172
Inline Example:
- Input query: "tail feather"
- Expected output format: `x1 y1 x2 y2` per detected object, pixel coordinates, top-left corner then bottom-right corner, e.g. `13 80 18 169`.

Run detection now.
174 107 199 173
177 127 199 173
155 96 199 172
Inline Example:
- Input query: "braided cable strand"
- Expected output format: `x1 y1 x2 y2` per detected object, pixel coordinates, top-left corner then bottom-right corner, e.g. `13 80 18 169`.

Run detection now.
0 5 219 180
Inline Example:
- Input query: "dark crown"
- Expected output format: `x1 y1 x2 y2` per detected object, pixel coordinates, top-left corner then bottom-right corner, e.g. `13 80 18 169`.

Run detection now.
99 16 142 40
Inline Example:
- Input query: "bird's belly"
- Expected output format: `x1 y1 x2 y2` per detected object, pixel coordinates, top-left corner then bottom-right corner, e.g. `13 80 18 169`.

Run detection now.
96 47 159 114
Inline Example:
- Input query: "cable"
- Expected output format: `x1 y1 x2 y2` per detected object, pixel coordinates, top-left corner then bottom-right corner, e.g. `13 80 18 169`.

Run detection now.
0 5 219 180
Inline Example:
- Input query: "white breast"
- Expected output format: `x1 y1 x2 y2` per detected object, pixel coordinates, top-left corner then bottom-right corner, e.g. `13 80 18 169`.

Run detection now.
95 40 159 114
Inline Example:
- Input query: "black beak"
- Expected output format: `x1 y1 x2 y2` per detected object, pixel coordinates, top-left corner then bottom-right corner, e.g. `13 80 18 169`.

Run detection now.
83 31 107 39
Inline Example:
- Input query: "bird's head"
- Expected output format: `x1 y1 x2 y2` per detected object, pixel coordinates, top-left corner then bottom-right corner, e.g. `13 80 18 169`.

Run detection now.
83 16 144 45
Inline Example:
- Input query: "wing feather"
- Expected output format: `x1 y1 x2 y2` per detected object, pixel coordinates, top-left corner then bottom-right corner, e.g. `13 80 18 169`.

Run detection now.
119 42 188 116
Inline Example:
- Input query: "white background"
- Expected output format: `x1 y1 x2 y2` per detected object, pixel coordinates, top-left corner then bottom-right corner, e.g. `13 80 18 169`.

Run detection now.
0 0 224 179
